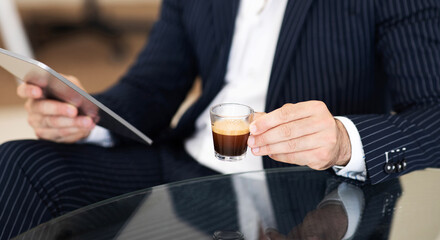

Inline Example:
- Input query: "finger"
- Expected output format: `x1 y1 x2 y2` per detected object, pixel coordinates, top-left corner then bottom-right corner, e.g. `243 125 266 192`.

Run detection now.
27 114 43 128
61 74 84 90
30 99 78 117
248 117 321 147
270 148 333 170
55 131 91 143
28 115 93 129
41 116 95 129
269 150 313 167
251 132 324 156
250 101 325 135
35 127 87 141
23 75 49 88
17 84 43 99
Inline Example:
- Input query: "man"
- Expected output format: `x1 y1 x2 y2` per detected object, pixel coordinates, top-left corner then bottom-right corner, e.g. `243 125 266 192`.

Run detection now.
1 0 439 238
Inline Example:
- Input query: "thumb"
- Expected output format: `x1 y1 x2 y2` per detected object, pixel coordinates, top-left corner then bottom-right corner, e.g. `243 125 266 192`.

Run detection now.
61 74 85 90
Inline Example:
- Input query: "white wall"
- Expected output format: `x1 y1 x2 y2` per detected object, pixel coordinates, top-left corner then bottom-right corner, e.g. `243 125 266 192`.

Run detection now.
0 105 35 144
390 169 440 240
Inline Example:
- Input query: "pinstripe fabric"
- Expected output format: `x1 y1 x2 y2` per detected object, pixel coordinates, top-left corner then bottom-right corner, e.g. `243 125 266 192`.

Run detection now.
344 0 440 184
262 0 440 182
2 0 440 237
0 140 217 239
93 0 440 184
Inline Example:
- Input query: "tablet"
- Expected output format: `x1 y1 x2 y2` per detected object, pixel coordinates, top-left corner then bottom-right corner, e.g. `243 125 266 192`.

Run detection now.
0 47 153 145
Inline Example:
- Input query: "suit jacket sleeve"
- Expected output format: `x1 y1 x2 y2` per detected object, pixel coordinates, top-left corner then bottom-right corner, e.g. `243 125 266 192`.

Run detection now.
93 0 198 140
346 0 440 184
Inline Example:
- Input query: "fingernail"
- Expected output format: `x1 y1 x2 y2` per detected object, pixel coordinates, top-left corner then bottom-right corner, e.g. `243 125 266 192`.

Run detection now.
253 147 260 153
250 123 257 134
248 136 255 146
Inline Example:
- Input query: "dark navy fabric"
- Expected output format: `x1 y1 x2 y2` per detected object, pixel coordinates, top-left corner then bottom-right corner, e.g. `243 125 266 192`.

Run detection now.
95 0 440 184
1 0 440 238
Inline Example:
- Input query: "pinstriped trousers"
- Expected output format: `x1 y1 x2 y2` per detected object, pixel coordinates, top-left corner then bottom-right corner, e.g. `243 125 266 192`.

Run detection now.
0 139 218 240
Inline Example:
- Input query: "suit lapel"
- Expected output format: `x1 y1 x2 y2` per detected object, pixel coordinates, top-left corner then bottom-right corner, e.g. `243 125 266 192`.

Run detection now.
200 0 238 108
180 0 238 135
211 0 239 50
266 0 315 112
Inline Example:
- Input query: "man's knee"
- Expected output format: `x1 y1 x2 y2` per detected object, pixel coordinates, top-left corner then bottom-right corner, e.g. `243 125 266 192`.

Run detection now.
0 140 69 187
0 140 58 239
0 140 43 167
0 140 72 214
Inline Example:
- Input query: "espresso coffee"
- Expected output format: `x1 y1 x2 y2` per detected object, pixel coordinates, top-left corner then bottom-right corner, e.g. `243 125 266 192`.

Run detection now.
212 119 250 157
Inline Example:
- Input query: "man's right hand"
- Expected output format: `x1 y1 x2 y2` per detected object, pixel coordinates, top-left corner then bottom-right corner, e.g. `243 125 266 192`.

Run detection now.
17 75 95 143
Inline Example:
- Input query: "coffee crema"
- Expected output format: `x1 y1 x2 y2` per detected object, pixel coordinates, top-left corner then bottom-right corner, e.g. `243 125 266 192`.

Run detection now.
212 119 250 157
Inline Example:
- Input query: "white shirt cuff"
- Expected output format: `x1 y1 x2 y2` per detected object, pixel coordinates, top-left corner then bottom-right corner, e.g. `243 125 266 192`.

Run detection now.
78 125 115 148
333 116 366 182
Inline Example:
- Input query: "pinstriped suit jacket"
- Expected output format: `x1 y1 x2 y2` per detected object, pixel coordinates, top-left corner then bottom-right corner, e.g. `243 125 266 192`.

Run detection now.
95 0 440 184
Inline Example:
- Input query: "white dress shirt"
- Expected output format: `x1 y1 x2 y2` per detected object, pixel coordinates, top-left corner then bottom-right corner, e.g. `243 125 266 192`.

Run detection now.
85 0 366 181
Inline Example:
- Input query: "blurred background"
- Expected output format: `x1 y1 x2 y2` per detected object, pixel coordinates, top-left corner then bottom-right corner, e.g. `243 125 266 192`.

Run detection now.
0 0 161 144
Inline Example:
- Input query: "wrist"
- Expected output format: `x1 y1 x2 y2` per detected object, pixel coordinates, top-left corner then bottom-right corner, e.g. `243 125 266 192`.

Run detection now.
335 119 351 166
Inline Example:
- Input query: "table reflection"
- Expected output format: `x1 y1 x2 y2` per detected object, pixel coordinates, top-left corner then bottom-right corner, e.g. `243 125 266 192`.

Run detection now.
162 170 401 240
13 168 403 240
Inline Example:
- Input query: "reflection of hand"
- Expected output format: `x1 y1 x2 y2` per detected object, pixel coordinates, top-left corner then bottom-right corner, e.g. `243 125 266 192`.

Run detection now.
247 101 351 170
17 75 95 143
265 203 348 240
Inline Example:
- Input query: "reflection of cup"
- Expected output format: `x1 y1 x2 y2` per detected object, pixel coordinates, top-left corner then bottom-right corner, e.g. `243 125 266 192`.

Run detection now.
210 103 254 161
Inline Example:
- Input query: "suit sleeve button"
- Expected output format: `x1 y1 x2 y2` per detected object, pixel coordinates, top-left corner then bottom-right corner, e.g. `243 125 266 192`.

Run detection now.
396 162 403 173
385 163 395 174
401 159 407 170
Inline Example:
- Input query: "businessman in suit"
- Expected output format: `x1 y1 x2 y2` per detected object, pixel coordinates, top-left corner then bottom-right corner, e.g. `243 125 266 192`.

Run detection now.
1 0 440 238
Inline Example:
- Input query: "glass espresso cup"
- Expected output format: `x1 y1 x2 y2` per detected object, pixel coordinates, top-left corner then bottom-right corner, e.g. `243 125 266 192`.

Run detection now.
210 103 254 161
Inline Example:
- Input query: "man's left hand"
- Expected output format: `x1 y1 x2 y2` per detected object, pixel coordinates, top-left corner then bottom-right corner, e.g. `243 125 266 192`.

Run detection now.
248 101 351 170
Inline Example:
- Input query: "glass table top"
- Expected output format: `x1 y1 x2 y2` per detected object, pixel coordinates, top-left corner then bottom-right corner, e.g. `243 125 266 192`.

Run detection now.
13 167 440 240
